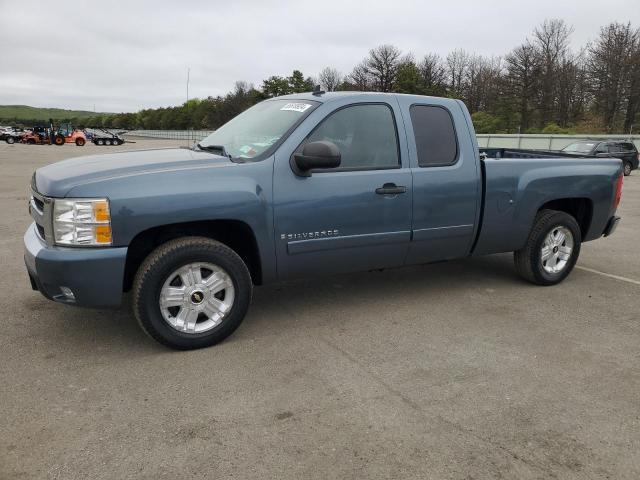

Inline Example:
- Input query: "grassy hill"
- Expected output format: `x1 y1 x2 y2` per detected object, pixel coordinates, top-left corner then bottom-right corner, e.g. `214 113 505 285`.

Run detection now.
0 105 109 123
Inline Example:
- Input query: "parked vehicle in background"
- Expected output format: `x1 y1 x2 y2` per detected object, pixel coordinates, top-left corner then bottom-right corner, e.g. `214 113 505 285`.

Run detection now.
0 127 24 144
85 127 125 146
25 92 624 350
21 126 50 145
562 140 639 176
52 123 86 146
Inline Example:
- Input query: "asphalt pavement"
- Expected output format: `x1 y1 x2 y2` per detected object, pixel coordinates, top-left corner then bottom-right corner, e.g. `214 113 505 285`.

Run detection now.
1 139 639 479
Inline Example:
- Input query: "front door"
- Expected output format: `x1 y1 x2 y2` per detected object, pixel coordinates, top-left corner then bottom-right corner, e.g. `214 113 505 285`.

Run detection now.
273 100 413 280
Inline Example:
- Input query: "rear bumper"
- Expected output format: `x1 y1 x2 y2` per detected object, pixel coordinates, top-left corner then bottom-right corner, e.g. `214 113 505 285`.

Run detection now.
602 216 620 237
24 223 128 307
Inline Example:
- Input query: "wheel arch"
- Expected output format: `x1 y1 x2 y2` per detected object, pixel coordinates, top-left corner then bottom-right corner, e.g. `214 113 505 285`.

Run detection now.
537 197 593 240
123 219 263 292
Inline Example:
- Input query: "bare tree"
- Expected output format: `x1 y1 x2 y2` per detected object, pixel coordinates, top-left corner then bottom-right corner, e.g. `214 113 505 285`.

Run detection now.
623 31 640 132
347 61 371 90
463 55 503 113
446 49 470 95
533 19 574 126
365 44 402 92
588 22 639 132
505 41 540 131
418 53 447 95
318 67 342 92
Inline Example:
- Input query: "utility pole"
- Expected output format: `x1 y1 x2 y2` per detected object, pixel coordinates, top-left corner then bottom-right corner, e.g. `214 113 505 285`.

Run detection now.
186 67 190 146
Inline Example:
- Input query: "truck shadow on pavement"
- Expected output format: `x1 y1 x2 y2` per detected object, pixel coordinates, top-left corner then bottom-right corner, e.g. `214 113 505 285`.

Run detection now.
24 253 523 355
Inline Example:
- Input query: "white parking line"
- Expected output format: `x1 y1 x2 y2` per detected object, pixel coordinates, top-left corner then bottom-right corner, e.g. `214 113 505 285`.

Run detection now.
576 266 640 286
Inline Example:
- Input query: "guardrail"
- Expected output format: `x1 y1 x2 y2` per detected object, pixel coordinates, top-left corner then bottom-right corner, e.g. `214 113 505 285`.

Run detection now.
125 130 640 150
124 130 213 142
476 134 640 150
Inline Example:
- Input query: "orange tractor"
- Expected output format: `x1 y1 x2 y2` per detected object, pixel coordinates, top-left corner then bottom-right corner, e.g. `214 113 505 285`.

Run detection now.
52 123 86 146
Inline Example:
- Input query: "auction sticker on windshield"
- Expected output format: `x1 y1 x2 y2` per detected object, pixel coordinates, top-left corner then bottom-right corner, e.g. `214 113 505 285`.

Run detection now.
280 103 312 112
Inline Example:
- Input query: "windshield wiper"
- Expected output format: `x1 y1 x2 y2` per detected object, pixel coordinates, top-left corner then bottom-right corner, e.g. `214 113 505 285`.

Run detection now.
196 143 232 159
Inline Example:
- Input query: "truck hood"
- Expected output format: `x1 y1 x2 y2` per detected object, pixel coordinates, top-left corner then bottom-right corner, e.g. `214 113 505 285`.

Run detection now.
34 148 232 197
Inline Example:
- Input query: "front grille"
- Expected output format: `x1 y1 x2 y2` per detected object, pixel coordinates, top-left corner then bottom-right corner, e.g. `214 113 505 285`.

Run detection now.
29 183 52 244
31 195 44 213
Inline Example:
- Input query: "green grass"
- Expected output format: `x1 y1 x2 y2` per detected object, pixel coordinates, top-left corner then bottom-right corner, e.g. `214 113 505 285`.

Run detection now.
0 105 109 123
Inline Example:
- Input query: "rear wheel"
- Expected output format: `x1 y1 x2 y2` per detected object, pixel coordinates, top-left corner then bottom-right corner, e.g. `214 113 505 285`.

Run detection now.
105 139 112 146
623 161 632 176
54 135 65 146
96 139 104 145
514 209 581 285
26 138 36 145
75 137 85 146
6 136 15 144
133 237 252 350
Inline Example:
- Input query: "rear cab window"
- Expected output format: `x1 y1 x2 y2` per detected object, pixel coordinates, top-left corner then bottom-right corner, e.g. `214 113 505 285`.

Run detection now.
409 105 458 167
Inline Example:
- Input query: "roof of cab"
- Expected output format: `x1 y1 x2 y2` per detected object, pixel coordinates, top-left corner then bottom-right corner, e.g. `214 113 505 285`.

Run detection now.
274 91 379 103
274 91 457 105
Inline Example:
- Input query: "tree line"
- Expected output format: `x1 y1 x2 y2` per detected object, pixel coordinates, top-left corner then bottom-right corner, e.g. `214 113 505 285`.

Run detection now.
7 19 639 134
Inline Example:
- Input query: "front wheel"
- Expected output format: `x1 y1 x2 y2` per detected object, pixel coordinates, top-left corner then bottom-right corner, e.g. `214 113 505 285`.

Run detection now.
75 137 85 146
623 162 632 176
6 136 15 144
132 237 252 350
514 209 581 286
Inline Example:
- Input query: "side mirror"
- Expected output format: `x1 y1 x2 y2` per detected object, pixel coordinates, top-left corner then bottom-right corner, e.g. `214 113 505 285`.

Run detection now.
292 141 341 176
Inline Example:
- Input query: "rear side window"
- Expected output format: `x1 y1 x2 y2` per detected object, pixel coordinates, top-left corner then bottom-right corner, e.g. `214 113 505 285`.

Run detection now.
410 105 458 167
595 143 609 153
608 143 622 153
621 142 636 151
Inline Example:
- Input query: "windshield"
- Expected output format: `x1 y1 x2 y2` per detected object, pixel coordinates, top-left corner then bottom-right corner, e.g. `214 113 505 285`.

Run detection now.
198 99 318 159
562 142 596 154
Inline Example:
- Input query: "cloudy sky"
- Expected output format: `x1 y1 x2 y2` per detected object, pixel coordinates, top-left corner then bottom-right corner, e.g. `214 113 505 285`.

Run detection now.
1 0 639 113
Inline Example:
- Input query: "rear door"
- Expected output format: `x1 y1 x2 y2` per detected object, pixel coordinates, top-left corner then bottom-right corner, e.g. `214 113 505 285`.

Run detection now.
272 96 413 280
396 97 481 264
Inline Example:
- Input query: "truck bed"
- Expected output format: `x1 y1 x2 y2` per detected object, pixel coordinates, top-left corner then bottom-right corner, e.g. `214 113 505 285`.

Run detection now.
479 147 594 160
472 154 622 257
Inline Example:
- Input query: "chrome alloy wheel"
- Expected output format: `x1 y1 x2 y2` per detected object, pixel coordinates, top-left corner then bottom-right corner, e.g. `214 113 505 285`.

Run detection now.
159 262 235 334
541 226 574 274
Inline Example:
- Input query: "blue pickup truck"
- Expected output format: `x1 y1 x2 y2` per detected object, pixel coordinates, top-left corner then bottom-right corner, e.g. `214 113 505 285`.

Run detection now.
25 92 624 349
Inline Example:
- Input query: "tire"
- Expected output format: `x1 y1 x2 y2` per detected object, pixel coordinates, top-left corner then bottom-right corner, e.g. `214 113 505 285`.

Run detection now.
132 237 252 350
6 136 15 144
54 135 65 146
96 139 104 145
105 139 112 146
26 139 36 145
623 161 632 176
75 137 85 146
514 209 582 286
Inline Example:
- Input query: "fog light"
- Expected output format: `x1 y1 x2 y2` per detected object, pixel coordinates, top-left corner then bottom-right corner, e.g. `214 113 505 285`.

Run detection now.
60 286 75 301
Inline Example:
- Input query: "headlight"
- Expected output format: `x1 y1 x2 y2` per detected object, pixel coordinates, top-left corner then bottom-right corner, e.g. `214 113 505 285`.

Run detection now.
53 198 112 246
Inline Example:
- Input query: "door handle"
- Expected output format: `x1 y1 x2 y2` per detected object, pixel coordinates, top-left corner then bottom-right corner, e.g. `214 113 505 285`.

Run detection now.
375 183 407 195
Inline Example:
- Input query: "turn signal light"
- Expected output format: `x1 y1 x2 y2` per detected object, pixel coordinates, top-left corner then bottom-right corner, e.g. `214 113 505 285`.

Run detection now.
95 225 112 244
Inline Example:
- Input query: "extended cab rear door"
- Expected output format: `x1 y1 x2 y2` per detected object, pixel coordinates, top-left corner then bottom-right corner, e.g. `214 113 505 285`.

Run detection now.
396 97 481 264
272 95 413 280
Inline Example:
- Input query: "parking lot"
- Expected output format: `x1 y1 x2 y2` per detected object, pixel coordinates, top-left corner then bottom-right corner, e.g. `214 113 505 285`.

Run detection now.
1 139 639 479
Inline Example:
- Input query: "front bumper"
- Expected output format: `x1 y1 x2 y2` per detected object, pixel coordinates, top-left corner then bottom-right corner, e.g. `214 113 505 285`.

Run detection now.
24 223 128 307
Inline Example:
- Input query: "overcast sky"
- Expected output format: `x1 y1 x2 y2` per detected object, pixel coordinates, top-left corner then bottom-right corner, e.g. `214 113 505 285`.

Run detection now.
1 0 639 113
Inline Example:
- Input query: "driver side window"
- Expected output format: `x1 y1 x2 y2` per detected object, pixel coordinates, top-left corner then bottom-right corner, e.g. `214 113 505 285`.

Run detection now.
305 104 400 170
595 143 609 153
